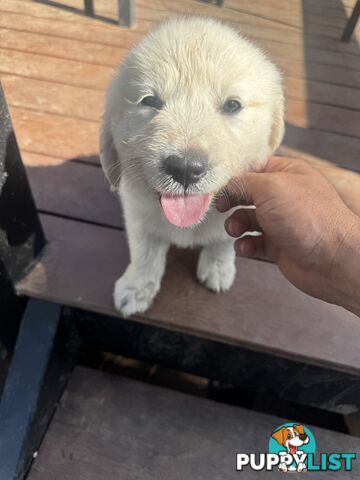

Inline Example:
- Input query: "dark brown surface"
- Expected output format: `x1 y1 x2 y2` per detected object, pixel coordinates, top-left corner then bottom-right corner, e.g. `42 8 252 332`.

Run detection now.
16 213 360 375
24 151 359 244
281 125 360 173
27 366 360 480
26 161 123 228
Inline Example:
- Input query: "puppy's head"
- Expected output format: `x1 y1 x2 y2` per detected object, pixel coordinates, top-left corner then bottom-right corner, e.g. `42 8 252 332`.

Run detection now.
100 16 284 227
271 425 309 454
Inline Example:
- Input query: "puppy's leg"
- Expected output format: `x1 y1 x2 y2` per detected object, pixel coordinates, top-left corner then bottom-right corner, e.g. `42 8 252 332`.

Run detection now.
114 232 169 317
197 240 236 292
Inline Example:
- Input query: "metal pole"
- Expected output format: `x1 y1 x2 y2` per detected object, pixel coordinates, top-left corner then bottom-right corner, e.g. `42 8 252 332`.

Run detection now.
84 0 95 17
341 0 360 42
118 0 134 27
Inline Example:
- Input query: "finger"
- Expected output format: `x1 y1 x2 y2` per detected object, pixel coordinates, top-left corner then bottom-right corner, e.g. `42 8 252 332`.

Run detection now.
235 235 280 262
216 194 234 212
216 190 252 212
217 173 264 212
264 155 294 173
265 156 313 175
234 236 265 258
217 156 310 212
225 208 261 237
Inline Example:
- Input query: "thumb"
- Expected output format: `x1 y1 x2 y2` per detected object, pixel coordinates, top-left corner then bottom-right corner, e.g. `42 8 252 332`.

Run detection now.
216 156 293 212
216 172 270 212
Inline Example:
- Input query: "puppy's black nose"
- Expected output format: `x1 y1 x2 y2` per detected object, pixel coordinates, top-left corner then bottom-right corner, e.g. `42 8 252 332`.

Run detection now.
163 151 207 189
299 434 307 441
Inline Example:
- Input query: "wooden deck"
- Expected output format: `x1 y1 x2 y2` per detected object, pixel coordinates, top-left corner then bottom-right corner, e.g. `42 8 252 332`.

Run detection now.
0 0 358 351
2 2 360 478
1 0 360 171
1 0 358 371
1 0 357 363
27 366 360 479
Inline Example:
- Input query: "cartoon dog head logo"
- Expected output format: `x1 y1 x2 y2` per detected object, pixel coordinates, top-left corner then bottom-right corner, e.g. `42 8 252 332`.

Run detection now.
272 424 309 455
269 423 316 473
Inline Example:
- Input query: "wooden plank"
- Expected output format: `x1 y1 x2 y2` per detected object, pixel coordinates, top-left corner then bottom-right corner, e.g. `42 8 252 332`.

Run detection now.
226 0 360 36
1 0 358 51
8 105 360 172
284 77 360 110
1 6 358 58
4 71 360 124
27 366 360 480
21 150 100 167
2 24 360 74
5 0 357 47
275 56 360 89
312 0 356 8
1 29 359 93
8 107 100 160
238 21 360 56
0 28 127 67
138 6 355 44
135 0 358 37
5 0 357 23
24 147 359 227
285 100 360 138
1 74 103 121
16 214 360 374
281 124 360 172
26 161 123 228
0 11 148 46
261 37 360 71
0 0 121 26
93 0 356 26
134 0 360 41
2 45 359 133
0 48 113 90
0 0 291 32
5 80 360 141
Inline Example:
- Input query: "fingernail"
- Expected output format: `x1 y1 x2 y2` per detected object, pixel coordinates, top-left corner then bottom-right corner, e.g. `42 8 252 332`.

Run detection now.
236 237 252 257
225 219 236 236
234 240 244 256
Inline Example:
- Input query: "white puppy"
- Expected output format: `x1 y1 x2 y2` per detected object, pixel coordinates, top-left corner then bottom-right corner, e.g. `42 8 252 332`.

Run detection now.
100 16 284 317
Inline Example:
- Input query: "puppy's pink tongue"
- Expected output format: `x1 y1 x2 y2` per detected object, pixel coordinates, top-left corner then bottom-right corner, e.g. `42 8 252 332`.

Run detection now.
160 194 211 228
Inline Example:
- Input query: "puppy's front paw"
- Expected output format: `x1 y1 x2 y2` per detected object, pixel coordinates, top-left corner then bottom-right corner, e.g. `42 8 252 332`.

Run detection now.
297 462 307 473
197 247 236 293
113 270 160 317
278 463 288 473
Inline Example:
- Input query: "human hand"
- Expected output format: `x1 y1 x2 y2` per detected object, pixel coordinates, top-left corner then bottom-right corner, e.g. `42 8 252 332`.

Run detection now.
217 157 360 316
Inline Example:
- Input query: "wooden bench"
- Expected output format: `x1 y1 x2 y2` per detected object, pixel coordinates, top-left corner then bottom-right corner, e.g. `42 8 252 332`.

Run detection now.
0 74 359 479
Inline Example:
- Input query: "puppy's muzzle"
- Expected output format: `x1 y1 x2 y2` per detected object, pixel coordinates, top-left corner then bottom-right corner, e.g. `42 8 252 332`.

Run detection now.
163 150 208 190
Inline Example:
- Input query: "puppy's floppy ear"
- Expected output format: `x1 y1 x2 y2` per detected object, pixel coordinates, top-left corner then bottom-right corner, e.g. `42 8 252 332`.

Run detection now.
271 427 286 446
293 424 305 436
269 93 285 153
99 118 121 190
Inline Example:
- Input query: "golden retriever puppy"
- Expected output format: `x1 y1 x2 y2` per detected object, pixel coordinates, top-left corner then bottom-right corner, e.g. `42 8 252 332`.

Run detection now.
100 16 284 317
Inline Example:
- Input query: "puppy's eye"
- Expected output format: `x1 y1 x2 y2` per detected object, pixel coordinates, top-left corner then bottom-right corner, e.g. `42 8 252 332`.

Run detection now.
140 95 164 110
287 433 292 439
223 99 242 114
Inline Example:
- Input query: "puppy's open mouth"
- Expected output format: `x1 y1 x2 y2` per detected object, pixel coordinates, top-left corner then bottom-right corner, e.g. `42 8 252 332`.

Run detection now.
160 193 212 228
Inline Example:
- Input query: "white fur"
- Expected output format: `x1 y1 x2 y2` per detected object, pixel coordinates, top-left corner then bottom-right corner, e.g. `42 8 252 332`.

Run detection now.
100 16 284 316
